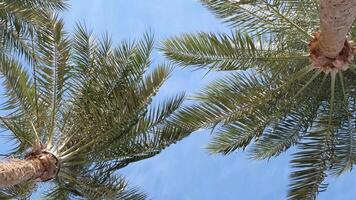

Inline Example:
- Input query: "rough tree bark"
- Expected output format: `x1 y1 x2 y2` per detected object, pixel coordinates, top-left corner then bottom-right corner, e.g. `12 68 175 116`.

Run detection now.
309 0 356 72
319 0 356 58
0 152 58 188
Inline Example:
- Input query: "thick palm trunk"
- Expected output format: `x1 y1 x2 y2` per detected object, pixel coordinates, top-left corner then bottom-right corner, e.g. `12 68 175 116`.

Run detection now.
319 0 356 58
0 158 45 187
309 0 356 72
0 152 58 188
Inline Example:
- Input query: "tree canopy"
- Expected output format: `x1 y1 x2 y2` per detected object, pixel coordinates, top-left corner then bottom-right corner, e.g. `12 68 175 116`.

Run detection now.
163 0 356 199
0 8 191 199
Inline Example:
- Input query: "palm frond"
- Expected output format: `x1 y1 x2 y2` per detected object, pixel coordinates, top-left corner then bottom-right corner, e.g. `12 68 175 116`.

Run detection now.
0 0 68 61
249 96 321 159
287 109 336 200
0 180 35 200
162 31 307 71
34 13 71 145
351 24 356 40
0 55 35 115
49 170 147 200
329 73 356 176
200 0 317 38
2 0 68 11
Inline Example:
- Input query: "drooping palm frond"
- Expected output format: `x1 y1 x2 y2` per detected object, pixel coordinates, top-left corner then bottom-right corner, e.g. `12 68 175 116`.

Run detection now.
163 0 356 198
0 0 68 61
249 98 318 160
0 180 35 200
0 55 35 115
288 123 329 200
287 99 351 200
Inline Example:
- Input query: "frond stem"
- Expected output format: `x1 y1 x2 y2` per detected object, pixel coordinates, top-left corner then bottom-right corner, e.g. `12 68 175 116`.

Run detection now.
264 0 313 39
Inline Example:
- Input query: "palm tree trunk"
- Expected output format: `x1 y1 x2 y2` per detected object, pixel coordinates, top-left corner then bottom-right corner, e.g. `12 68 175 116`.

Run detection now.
0 152 58 188
0 158 44 188
319 0 356 58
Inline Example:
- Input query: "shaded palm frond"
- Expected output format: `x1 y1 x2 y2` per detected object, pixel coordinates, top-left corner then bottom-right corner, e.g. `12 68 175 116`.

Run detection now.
287 105 340 200
288 128 329 200
48 170 146 200
0 180 35 200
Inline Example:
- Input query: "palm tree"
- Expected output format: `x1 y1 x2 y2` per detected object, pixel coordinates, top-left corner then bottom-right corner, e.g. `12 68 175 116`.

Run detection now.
0 0 68 60
163 0 356 199
0 13 190 199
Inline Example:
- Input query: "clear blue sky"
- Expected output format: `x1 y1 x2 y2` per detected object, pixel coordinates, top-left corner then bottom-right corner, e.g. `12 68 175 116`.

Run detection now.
3 0 356 199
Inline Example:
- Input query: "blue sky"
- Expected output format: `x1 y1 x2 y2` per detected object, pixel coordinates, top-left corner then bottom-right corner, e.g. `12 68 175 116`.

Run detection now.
1 0 356 199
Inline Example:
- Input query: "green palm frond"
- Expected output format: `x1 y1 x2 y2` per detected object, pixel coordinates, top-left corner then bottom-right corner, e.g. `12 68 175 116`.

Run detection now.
0 55 39 152
34 13 71 145
48 169 146 200
331 116 356 176
2 0 68 11
249 102 316 159
0 181 35 200
0 116 38 153
288 126 329 200
329 73 356 176
351 24 356 40
0 55 35 115
0 0 68 61
287 103 347 200
201 0 317 38
162 31 307 71
56 26 186 162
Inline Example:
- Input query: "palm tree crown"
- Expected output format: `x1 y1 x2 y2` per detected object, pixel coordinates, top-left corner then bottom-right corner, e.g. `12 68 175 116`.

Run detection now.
163 0 356 199
0 13 190 199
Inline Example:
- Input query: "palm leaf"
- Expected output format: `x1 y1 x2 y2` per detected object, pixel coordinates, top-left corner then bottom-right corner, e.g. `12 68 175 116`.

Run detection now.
201 0 317 38
162 31 307 71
